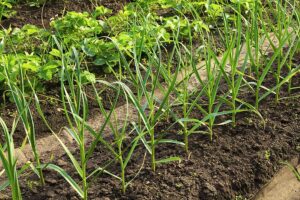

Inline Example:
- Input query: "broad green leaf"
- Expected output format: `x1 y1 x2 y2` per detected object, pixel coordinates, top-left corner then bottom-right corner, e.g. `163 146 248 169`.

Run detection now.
93 58 106 66
45 164 84 198
49 49 61 58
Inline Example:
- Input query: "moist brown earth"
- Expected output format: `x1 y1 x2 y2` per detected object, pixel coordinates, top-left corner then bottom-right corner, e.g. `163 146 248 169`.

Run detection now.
8 88 299 200
0 96 67 147
1 0 130 29
1 64 299 199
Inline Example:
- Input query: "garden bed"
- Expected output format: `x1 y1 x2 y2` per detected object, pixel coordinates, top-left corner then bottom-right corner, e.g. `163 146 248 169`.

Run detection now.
1 70 300 200
1 49 299 199
0 0 300 200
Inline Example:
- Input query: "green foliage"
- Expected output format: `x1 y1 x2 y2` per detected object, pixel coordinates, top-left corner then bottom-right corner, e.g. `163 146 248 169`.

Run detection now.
50 12 103 44
25 0 46 7
82 38 120 70
0 1 300 199
0 118 22 200
0 0 16 21
93 5 113 18
1 24 50 54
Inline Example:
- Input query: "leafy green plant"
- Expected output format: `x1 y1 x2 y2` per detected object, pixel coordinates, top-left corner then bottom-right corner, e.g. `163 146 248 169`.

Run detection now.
0 0 16 22
3 24 50 53
92 5 112 18
50 11 103 45
81 38 120 72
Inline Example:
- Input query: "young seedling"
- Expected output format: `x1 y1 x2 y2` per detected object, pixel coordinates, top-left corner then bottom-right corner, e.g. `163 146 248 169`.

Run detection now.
35 37 143 198
86 80 146 193
113 14 182 172
0 117 22 200
32 38 116 199
3 56 45 185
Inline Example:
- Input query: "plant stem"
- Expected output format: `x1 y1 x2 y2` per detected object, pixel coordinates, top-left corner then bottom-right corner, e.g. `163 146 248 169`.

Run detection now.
183 81 189 152
118 142 126 193
232 91 236 127
184 129 189 153
120 157 126 194
255 85 259 110
81 141 88 200
150 126 156 172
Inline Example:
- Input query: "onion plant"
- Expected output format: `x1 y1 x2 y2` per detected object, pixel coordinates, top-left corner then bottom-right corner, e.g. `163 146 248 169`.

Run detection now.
246 0 261 75
57 46 124 199
250 0 300 106
0 117 22 200
83 79 145 194
33 37 143 198
273 0 297 103
183 45 233 141
3 56 45 185
59 47 90 200
31 39 110 199
255 40 300 104
213 2 263 126
287 37 300 94
220 2 246 126
175 65 193 152
170 8 226 148
277 0 300 97
251 25 299 106
167 14 210 152
282 161 300 182
114 14 183 172
172 17 226 143
155 17 194 152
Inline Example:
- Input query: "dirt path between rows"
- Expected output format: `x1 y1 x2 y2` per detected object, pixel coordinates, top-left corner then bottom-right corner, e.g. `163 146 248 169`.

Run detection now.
255 157 300 200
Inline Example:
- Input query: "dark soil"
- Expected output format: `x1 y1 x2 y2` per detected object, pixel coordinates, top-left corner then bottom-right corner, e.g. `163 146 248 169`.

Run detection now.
0 93 67 147
1 63 299 200
8 88 300 200
1 0 130 29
